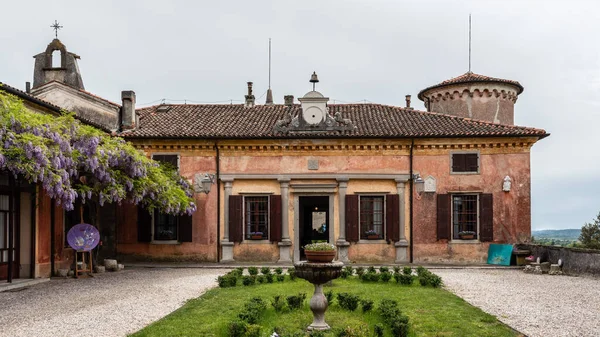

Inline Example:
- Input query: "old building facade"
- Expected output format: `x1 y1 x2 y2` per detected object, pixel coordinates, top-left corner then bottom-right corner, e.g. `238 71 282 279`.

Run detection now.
7 38 548 272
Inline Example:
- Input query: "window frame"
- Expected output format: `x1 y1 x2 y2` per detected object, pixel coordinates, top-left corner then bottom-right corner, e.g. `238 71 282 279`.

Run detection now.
243 195 270 241
358 194 386 240
450 151 480 175
450 193 480 241
151 153 181 244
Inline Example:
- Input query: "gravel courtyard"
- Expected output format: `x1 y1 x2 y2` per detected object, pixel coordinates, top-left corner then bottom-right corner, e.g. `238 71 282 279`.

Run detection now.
1 268 598 337
435 269 600 337
0 268 225 337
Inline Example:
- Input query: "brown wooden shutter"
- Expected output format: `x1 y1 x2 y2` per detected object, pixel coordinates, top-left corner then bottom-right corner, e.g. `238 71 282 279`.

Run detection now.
479 194 494 242
178 214 193 242
137 206 152 243
436 194 450 240
466 153 479 172
386 194 400 242
346 195 359 242
452 154 465 172
229 195 243 243
269 195 282 242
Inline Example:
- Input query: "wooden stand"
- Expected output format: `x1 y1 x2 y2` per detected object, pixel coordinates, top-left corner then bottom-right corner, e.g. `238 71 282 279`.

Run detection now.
75 250 93 278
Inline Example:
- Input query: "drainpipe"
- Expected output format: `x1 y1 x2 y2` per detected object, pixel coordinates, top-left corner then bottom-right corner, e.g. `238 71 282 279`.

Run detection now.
215 142 221 262
409 139 414 263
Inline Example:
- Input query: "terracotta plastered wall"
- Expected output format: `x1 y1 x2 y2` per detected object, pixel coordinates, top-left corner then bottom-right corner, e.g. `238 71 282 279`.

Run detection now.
411 137 534 263
116 144 218 262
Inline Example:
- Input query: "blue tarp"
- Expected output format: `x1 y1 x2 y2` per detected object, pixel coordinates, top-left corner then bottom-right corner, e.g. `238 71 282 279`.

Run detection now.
487 243 513 266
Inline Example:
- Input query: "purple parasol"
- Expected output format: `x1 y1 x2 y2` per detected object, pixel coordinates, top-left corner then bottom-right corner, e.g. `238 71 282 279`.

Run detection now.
67 223 100 251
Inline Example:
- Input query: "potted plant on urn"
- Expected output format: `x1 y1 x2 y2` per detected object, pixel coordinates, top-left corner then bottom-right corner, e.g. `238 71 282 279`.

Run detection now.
304 242 336 263
458 231 476 240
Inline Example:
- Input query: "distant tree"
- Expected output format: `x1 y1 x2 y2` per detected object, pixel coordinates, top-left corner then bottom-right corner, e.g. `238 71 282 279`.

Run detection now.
579 212 600 250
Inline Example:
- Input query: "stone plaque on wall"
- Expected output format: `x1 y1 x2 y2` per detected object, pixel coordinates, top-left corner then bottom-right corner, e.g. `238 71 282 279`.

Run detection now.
308 159 319 170
424 175 436 193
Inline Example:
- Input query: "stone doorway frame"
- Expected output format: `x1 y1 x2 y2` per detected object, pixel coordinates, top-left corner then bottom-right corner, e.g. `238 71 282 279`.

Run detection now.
293 192 335 263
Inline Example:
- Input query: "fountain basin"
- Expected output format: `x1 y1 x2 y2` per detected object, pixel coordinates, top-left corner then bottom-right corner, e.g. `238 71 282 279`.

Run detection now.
294 261 344 331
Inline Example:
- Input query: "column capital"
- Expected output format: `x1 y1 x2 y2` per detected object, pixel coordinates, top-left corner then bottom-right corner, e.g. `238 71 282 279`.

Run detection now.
336 177 349 182
395 179 406 189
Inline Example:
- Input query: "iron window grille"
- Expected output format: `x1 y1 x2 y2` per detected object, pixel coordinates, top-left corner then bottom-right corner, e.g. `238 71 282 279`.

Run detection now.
359 196 384 239
245 196 269 240
452 194 478 240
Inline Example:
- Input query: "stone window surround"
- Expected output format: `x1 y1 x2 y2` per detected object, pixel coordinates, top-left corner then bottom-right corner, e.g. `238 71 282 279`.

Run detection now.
449 192 480 244
220 173 411 263
151 152 180 244
450 150 480 175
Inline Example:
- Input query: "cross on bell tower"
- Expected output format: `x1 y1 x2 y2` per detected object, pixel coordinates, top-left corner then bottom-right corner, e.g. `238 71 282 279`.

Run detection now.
50 20 63 39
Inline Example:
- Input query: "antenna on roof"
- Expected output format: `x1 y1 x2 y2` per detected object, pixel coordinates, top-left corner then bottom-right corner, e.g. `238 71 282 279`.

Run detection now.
468 13 472 73
265 38 274 105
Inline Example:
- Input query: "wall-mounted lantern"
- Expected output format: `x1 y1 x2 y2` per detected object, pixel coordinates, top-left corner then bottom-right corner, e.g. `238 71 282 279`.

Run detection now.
413 173 425 197
194 173 216 194
503 176 512 192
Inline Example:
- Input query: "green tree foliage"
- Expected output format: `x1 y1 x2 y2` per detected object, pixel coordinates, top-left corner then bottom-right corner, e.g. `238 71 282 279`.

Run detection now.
0 90 195 215
580 212 600 250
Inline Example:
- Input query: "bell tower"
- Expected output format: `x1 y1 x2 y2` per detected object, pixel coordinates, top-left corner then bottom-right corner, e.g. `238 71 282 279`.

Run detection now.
32 38 85 90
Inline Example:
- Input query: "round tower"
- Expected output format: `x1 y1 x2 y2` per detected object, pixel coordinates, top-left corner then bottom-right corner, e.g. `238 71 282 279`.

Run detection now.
417 72 523 125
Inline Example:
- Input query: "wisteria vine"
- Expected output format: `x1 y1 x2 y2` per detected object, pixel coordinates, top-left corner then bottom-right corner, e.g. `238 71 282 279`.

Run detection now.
0 90 196 215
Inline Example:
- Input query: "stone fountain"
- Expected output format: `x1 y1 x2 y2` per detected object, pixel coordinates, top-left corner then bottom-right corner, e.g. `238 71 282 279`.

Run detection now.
294 261 344 331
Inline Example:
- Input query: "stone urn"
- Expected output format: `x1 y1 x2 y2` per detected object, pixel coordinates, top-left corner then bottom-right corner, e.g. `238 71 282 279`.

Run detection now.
294 261 344 331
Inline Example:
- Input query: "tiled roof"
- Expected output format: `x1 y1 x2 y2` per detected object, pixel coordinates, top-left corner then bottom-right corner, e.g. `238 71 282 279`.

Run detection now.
122 103 548 139
418 72 524 100
0 82 113 133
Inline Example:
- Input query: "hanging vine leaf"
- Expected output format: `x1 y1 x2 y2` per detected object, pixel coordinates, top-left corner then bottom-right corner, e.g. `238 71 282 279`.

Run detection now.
0 89 196 215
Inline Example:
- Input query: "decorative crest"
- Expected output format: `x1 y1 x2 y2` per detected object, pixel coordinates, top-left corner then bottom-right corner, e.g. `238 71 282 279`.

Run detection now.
51 20 63 39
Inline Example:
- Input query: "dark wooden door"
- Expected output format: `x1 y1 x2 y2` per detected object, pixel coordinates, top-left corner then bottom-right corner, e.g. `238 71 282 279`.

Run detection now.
0 193 19 281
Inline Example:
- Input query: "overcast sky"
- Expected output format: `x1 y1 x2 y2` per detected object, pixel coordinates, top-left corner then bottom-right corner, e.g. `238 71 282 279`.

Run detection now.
1 0 599 230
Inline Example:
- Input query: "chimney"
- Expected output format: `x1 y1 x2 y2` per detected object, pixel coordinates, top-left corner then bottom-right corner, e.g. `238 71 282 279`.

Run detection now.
265 88 273 105
121 90 136 129
245 82 255 108
405 94 412 109
284 95 294 107
25 82 31 94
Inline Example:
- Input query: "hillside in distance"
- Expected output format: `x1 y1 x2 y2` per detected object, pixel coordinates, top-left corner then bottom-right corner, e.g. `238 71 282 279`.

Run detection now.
532 229 581 241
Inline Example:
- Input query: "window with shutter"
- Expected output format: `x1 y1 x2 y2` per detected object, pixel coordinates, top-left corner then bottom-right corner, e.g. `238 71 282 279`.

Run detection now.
451 153 479 174
137 206 152 243
244 196 269 240
437 194 450 240
479 194 494 242
178 214 193 242
451 194 478 240
151 154 182 242
269 195 282 242
386 194 400 242
359 196 384 240
345 195 359 242
229 195 243 243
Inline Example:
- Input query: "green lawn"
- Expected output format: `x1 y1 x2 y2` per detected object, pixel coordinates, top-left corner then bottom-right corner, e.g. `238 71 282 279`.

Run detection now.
131 277 518 337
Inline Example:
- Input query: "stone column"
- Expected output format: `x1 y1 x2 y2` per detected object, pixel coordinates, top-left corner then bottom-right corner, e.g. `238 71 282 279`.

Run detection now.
221 179 234 262
277 178 292 263
394 179 409 263
336 178 350 263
